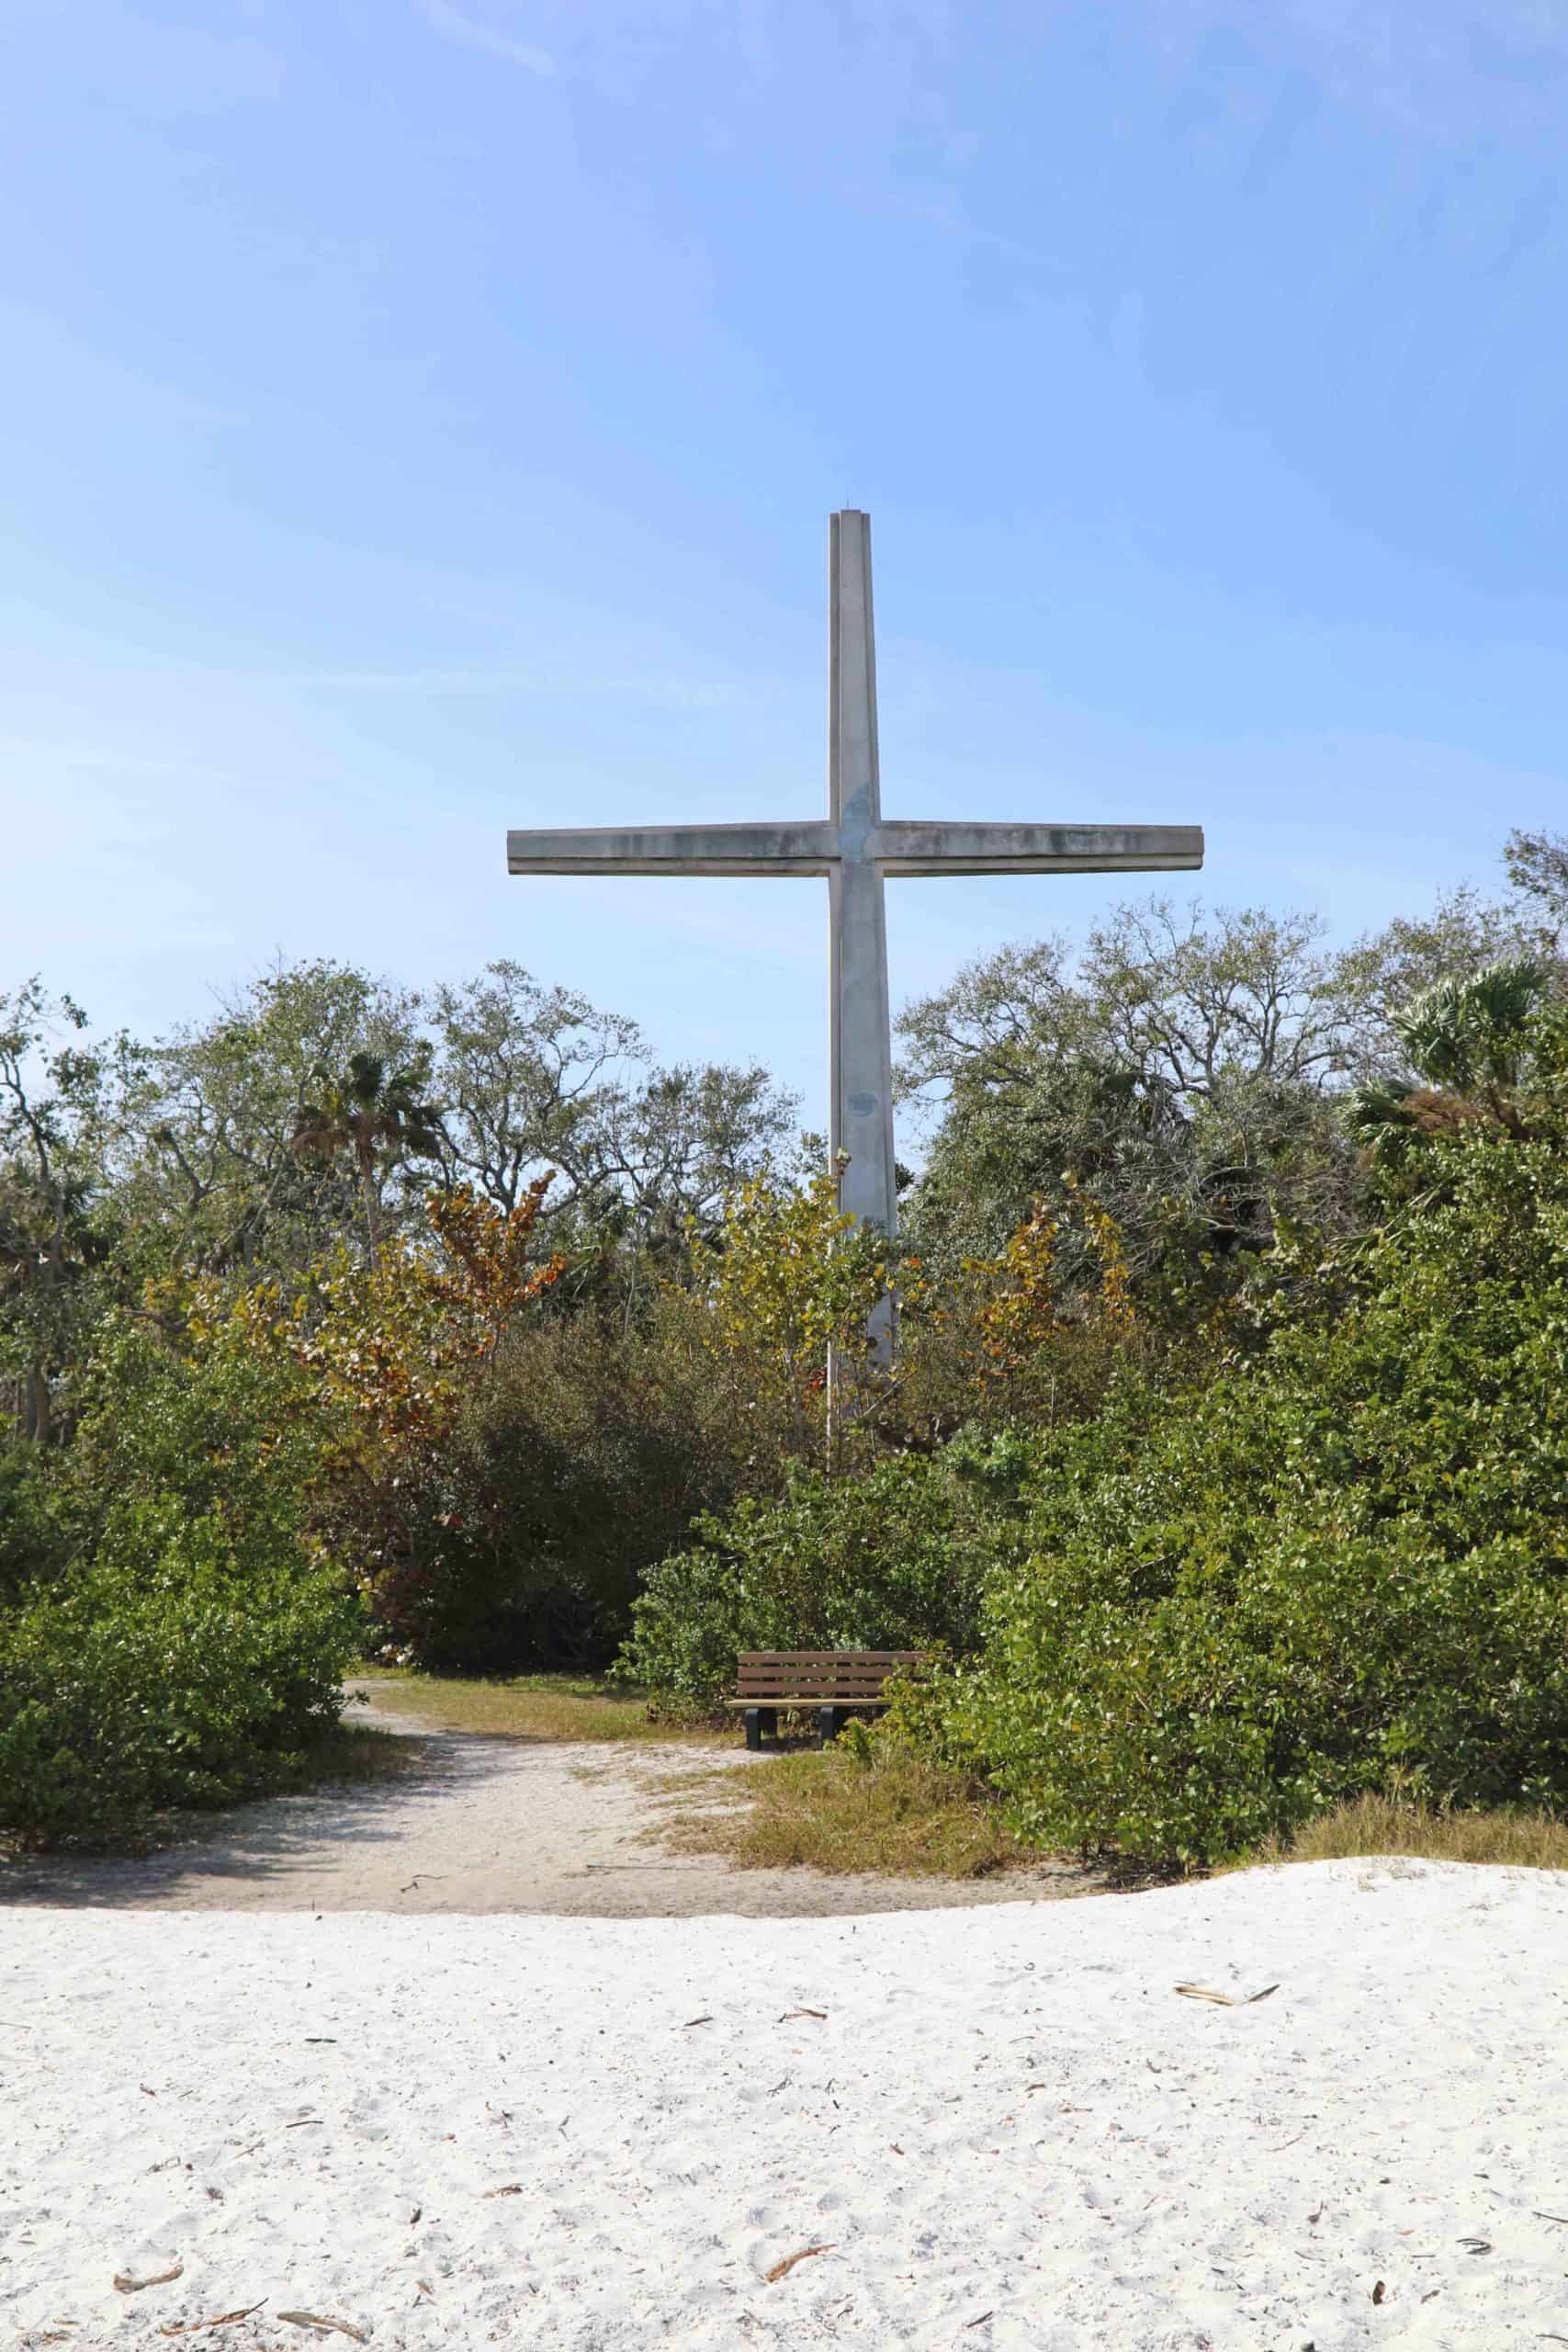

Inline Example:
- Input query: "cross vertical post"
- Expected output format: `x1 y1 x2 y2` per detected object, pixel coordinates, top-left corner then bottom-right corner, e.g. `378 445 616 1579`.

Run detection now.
829 510 897 1365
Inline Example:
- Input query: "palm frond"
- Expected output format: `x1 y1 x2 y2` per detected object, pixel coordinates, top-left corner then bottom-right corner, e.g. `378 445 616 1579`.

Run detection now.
1393 956 1546 1090
1343 1080 1421 1165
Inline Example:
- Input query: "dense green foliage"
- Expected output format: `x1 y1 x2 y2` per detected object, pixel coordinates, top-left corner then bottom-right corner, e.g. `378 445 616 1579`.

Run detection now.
899 1103 1568 1862
5 830 1568 1857
0 1329 359 1847
620 1435 1034 1713
366 1303 756 1672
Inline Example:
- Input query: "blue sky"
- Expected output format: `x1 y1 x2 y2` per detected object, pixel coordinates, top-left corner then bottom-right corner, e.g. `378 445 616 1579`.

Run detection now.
5 1 1567 1117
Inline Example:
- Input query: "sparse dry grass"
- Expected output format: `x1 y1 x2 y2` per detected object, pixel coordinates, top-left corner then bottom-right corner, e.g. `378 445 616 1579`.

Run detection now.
1247 1793 1568 1872
282 1721 423 1792
654 1736 1057 1879
354 1667 728 1746
655 1750 1568 1885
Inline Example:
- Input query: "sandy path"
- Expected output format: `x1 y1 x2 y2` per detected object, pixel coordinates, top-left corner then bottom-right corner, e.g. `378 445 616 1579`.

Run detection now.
6 1860 1567 2348
0 1679 1095 1917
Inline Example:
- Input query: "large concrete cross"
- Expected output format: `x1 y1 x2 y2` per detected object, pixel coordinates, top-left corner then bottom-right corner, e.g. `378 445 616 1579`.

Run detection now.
508 510 1202 1351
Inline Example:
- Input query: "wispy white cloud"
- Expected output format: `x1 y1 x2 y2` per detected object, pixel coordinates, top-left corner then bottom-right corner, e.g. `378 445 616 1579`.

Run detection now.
413 0 554 76
1155 0 1568 139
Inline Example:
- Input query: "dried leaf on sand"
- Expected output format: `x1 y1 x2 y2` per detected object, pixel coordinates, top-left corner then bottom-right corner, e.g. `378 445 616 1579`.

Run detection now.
114 2264 184 2293
764 2243 835 2283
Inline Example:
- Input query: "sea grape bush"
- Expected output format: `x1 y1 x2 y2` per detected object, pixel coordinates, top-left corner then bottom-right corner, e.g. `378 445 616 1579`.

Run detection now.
899 1119 1568 1864
0 1324 360 1847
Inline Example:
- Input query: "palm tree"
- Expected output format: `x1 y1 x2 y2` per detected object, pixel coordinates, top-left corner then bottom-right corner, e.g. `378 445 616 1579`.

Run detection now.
291 1050 444 1250
1347 956 1547 1169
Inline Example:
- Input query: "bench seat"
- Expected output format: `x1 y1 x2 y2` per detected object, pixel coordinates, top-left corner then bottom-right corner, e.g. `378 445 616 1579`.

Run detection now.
728 1650 924 1747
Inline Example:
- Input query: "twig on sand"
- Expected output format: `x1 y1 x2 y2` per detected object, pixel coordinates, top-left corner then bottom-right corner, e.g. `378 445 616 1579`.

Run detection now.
764 2244 835 2283
276 2316 369 2343
114 2265 183 2294
1174 1984 1279 2007
158 2302 266 2336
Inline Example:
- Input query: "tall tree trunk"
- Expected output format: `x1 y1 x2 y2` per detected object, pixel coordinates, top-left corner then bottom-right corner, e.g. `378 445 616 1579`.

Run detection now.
24 1361 51 1445
358 1129 382 1251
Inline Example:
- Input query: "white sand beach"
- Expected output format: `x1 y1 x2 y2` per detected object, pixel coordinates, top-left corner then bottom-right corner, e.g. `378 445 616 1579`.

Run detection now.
6 1859 1567 2348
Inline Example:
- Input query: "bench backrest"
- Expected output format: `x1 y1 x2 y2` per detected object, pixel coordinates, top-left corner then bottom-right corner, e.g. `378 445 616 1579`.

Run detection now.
736 1649 924 1702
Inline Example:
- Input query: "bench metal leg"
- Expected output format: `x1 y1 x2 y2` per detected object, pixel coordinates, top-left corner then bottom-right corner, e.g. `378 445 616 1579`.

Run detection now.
818 1705 841 1746
743 1707 779 1751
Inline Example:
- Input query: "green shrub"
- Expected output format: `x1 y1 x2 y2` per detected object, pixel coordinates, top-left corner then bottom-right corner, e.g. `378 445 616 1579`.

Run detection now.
0 1440 69 1608
618 1432 1036 1714
0 1520 360 1846
0 1323 361 1848
908 1128 1568 1866
363 1303 755 1672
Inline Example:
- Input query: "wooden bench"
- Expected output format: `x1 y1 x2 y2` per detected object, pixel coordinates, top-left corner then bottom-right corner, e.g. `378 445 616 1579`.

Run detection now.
727 1651 924 1749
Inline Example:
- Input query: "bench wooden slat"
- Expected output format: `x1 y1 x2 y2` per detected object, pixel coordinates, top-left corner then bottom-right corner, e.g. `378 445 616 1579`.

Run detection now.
735 1690 897 1701
738 1651 920 1664
738 1656 921 1674
735 1659 920 1668
724 1694 899 1705
734 1670 917 1686
735 1653 921 1670
735 1664 912 1679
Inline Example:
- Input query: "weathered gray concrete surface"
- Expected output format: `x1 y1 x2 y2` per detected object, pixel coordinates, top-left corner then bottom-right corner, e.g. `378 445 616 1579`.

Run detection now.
506 510 1203 1298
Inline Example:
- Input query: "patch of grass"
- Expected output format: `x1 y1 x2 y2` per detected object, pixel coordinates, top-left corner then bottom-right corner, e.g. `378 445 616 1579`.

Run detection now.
656 1732 1057 1879
1245 1793 1568 1872
354 1667 727 1745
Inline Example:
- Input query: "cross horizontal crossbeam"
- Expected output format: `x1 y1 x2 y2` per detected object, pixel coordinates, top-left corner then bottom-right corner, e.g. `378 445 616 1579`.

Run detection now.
506 820 1203 879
